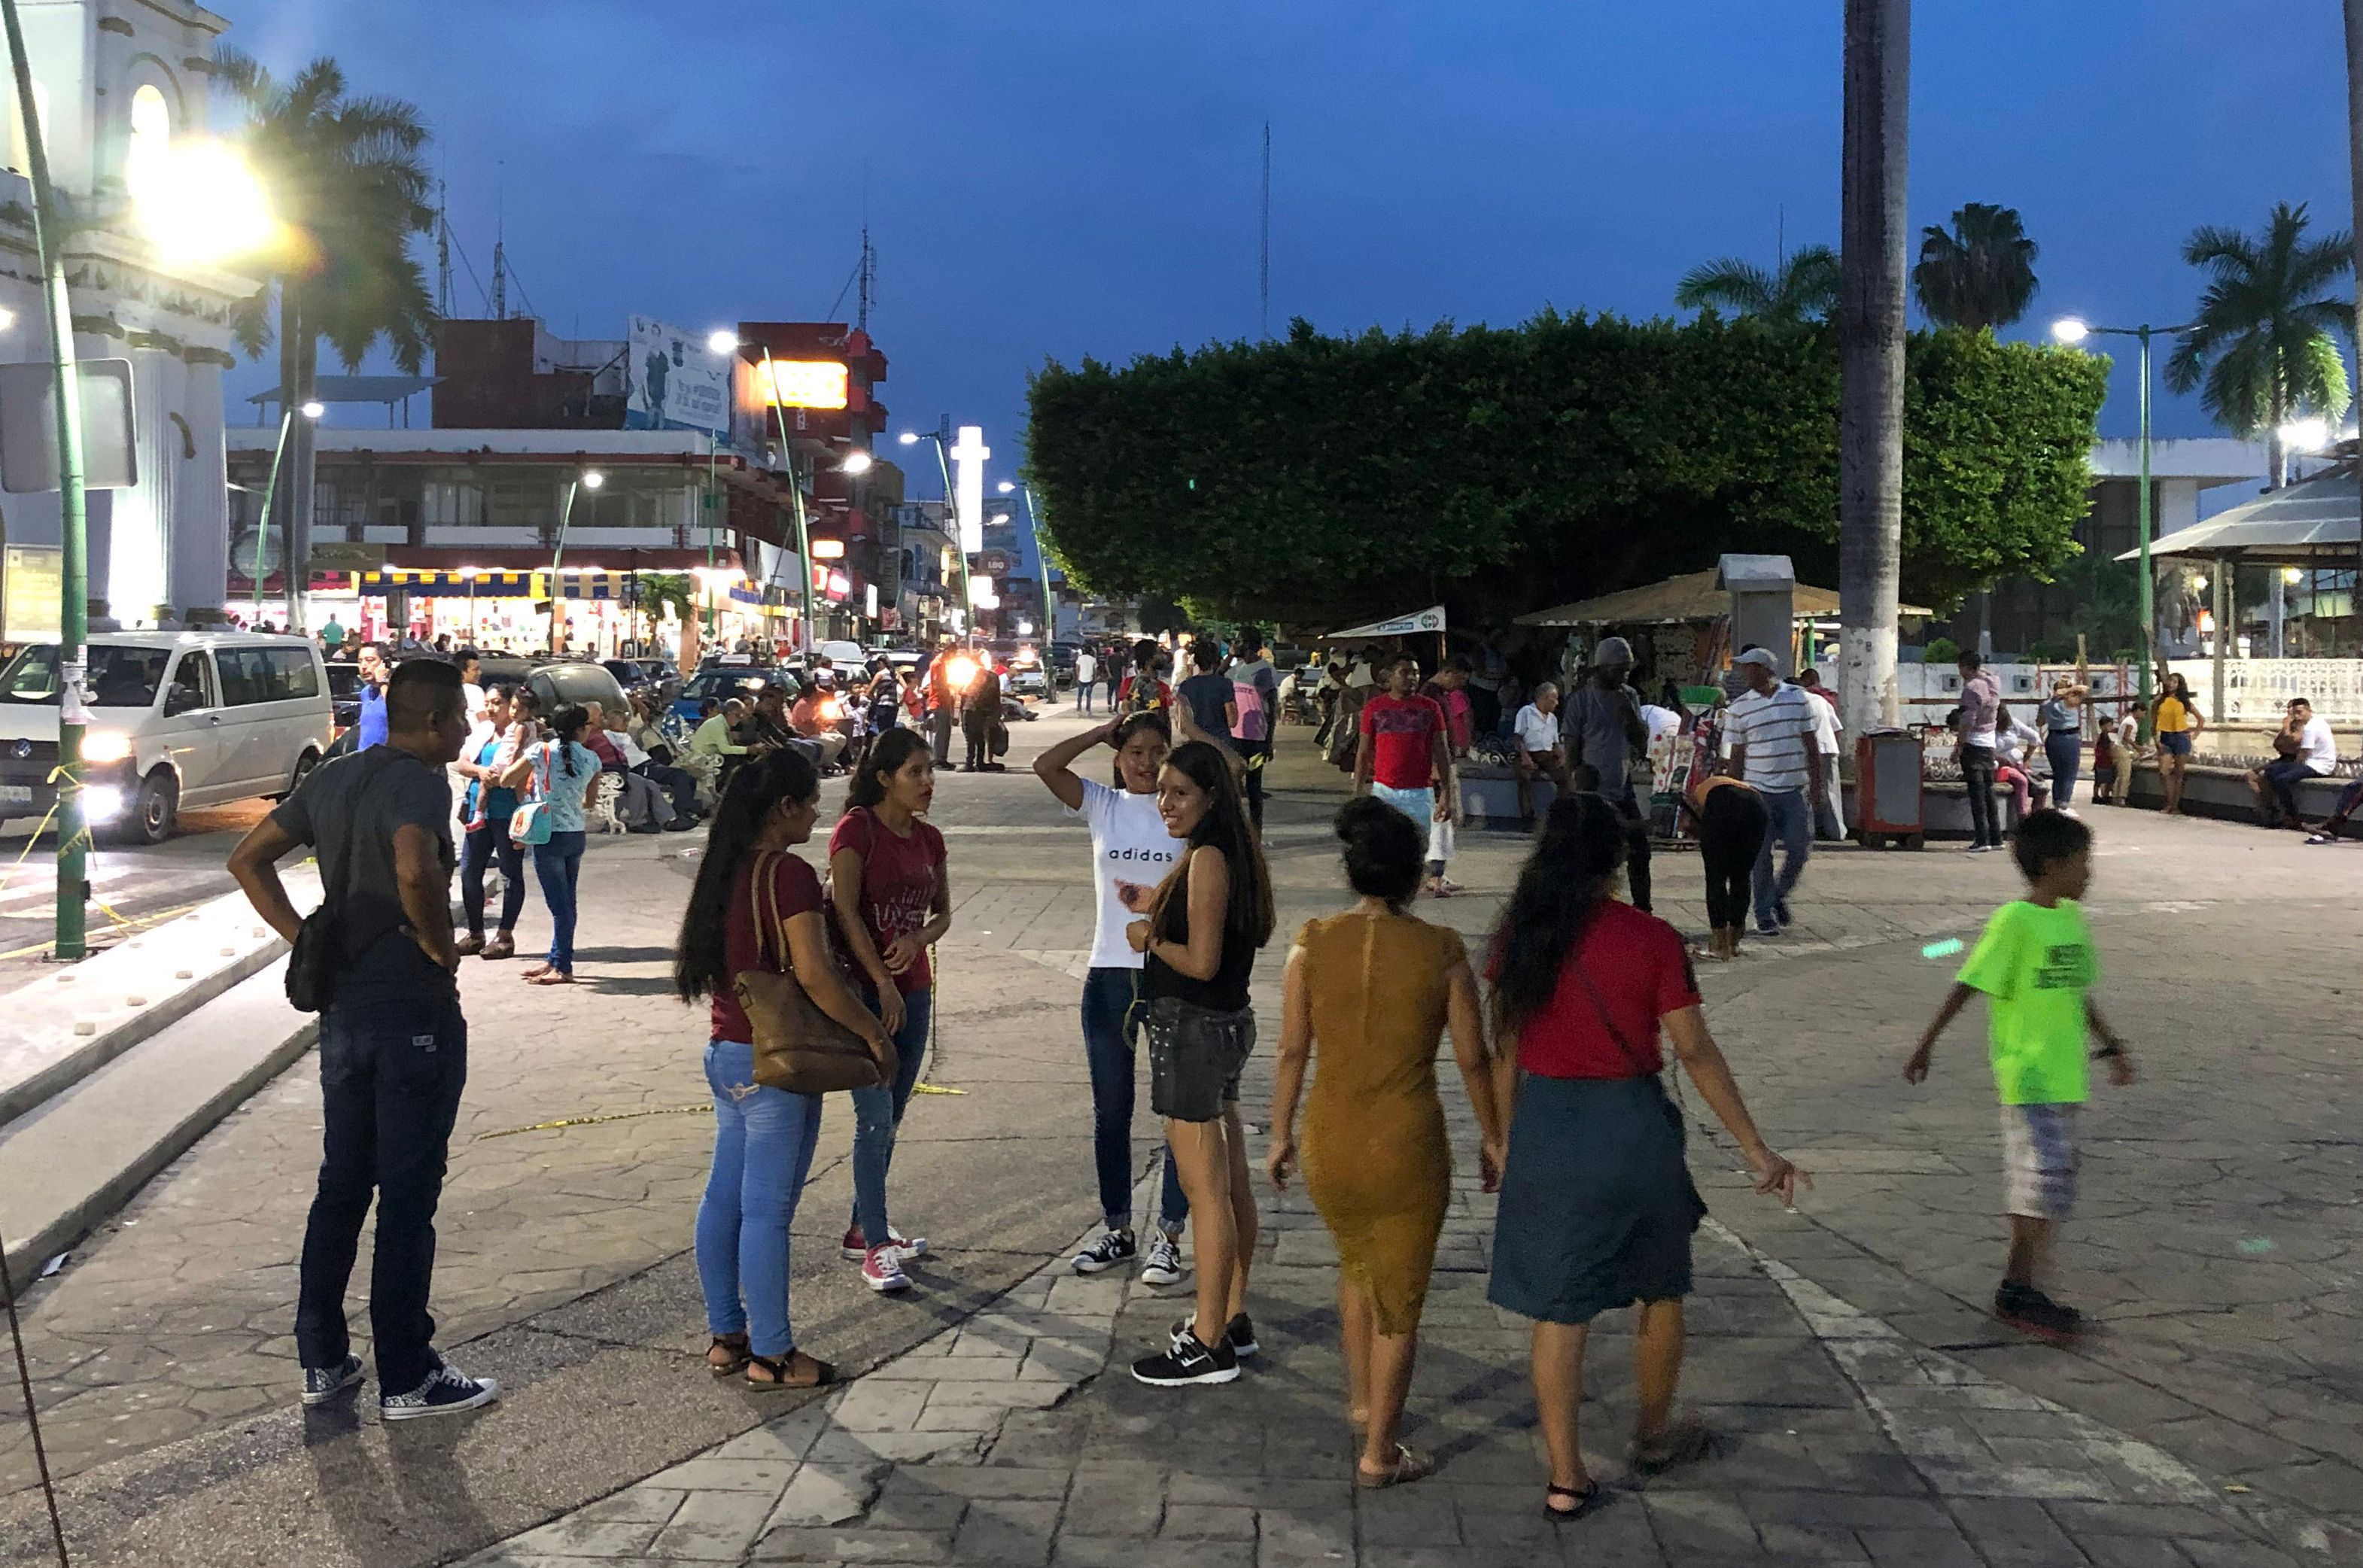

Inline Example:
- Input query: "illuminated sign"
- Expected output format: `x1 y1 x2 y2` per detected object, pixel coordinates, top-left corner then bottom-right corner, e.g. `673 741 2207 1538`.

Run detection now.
951 425 989 552
761 359 849 409
810 538 846 559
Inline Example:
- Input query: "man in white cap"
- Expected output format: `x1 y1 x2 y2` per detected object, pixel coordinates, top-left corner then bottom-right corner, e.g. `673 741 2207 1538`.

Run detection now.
1723 647 1829 937
1563 635 1654 911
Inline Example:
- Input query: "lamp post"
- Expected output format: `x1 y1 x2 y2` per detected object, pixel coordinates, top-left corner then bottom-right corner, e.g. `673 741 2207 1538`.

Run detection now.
997 478 1055 642
249 400 324 622
546 468 604 655
900 423 980 647
2052 318 2197 738
707 332 822 655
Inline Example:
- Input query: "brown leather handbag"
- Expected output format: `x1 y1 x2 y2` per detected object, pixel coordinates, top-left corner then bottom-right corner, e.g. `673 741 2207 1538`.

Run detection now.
735 851 894 1094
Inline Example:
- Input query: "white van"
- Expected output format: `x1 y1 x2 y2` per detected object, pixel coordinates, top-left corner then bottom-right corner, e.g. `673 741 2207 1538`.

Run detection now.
0 632 334 843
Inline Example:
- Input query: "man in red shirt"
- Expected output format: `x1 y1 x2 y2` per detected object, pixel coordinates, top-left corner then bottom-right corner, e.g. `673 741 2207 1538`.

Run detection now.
1355 655 1457 895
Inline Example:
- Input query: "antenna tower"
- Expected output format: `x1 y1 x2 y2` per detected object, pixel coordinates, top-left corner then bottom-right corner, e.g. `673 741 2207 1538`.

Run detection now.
857 226 876 332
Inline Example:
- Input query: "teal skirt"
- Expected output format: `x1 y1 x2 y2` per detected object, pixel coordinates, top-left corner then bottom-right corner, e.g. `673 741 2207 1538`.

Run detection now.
1487 1074 1705 1324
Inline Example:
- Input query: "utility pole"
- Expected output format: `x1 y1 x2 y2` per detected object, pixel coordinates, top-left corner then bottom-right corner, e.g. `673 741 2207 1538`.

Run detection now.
2345 0 2363 657
1259 122 1272 342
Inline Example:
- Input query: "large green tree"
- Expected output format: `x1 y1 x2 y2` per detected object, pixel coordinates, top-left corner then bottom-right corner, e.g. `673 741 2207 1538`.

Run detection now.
2164 200 2353 486
1913 202 2039 332
1027 314 2105 631
1674 244 1841 324
214 50 436 625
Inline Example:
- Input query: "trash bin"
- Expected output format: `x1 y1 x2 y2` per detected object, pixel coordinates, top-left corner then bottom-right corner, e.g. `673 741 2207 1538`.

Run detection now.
1854 728 1924 849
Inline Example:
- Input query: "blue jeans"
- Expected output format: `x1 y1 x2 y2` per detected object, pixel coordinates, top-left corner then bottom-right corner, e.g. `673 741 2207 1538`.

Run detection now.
695 1040 823 1357
1076 681 1096 714
1751 786 1812 928
533 830 586 971
1081 965 1189 1235
295 992 467 1395
2045 731 2081 808
850 984 932 1245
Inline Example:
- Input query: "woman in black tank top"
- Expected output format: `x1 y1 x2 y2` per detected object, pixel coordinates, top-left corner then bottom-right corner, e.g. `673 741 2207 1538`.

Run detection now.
1118 742 1275 1386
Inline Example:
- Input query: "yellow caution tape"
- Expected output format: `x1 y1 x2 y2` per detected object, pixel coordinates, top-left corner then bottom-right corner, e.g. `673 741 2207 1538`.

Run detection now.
911 1082 967 1095
476 1105 713 1140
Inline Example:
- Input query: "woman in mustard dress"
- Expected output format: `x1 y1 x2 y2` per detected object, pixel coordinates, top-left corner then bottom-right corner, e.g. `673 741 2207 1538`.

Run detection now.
1267 799 1508 1488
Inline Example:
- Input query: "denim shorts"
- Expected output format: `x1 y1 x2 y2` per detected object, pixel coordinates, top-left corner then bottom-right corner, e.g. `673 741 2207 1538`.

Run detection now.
2000 1103 2080 1219
1145 997 1253 1123
2157 731 2192 758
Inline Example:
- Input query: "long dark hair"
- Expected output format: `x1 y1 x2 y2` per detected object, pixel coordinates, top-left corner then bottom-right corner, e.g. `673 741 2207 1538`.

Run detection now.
549 703 588 776
1148 740 1274 953
1111 710 1171 786
1489 793 1629 1036
674 748 823 1004
847 727 930 810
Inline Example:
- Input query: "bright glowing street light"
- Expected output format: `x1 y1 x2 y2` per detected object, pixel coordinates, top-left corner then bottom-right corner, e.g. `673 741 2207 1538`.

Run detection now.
131 138 275 265
582 469 606 490
841 450 874 475
2279 416 2331 454
898 430 921 446
300 400 325 419
549 469 606 652
2049 318 2091 345
707 330 741 356
997 480 1015 494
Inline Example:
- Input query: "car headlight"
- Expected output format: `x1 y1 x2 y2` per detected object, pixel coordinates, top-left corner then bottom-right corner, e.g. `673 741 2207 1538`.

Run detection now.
82 784 124 822
82 731 132 764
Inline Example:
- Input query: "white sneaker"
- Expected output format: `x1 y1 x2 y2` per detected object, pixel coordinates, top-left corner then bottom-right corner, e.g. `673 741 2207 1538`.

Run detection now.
1140 1230 1186 1288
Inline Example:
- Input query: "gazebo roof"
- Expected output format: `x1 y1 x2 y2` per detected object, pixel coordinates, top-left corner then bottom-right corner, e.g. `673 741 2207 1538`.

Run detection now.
1514 568 1927 627
2124 467 2358 565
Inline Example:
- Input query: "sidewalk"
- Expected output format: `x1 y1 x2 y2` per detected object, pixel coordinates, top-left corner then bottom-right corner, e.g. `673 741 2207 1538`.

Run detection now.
461 1023 2285 1568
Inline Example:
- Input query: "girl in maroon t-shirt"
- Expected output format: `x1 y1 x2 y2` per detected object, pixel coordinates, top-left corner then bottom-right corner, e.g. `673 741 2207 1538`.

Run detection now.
828 729 953 1293
1484 795 1805 1519
674 749 891 1391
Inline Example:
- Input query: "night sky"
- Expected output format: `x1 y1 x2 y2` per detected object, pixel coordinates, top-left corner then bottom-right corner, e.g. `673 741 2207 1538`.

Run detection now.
226 1 2358 492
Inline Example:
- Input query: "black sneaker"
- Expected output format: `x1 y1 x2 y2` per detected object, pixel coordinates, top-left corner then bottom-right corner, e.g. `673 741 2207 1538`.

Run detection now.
1133 1330 1239 1387
1072 1228 1138 1275
1994 1282 2082 1341
379 1359 500 1421
1169 1312 1258 1358
300 1354 364 1407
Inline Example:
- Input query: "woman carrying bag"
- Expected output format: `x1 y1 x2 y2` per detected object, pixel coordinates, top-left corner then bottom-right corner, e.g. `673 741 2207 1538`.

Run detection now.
499 703 600 984
674 749 895 1390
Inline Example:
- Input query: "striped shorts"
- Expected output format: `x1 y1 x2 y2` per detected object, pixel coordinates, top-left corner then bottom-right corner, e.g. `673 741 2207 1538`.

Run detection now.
2000 1103 2080 1220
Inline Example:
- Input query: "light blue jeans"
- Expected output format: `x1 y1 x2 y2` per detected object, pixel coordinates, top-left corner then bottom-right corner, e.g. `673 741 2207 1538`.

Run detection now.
1751 787 1813 928
850 984 932 1247
1370 782 1437 861
695 1040 823 1357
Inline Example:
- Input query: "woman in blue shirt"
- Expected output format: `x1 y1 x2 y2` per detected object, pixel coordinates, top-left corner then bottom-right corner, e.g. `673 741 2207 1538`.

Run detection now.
500 702 601 984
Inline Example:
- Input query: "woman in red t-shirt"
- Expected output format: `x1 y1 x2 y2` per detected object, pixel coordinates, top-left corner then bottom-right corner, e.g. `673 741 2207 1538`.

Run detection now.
674 749 892 1391
1486 795 1807 1520
829 729 953 1293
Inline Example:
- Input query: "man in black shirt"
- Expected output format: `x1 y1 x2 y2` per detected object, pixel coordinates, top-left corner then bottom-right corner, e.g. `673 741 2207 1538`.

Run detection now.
227 659 499 1421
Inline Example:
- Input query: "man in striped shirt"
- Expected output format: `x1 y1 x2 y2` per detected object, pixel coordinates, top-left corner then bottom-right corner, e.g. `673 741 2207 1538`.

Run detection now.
1723 647 1831 938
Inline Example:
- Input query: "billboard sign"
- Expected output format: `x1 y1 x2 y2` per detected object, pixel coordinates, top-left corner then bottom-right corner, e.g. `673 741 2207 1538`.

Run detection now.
760 359 849 409
625 317 732 438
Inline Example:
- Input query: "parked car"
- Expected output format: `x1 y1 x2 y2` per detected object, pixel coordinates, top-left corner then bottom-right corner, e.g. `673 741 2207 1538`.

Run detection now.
673 656 801 727
0 632 333 844
527 661 631 722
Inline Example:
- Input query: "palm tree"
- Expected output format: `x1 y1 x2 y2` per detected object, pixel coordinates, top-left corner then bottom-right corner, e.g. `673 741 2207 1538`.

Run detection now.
1912 202 2039 331
2164 201 2353 487
214 50 435 628
1837 0 1910 734
1674 245 1841 324
635 571 696 650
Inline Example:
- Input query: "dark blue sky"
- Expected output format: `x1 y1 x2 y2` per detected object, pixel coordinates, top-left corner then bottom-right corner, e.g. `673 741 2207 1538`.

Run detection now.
229 0 2357 487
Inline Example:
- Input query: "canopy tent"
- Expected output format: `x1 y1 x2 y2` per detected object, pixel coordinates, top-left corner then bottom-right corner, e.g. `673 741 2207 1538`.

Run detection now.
248 375 440 429
1515 569 1926 626
2118 467 2355 566
1324 604 1446 639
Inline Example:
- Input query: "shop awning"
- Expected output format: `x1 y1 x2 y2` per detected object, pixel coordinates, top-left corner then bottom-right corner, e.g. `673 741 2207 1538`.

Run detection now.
345 570 642 600
1327 604 1447 639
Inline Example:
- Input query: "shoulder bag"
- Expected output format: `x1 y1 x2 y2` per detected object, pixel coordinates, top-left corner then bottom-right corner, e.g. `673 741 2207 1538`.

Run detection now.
285 751 411 1013
509 744 554 846
736 849 894 1094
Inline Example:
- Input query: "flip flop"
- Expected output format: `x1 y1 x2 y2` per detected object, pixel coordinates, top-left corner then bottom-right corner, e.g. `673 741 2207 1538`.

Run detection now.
527 971 576 986
746 1351 837 1392
706 1334 750 1376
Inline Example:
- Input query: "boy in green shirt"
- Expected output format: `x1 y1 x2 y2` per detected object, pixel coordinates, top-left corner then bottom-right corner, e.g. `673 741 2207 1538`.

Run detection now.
1905 810 2135 1339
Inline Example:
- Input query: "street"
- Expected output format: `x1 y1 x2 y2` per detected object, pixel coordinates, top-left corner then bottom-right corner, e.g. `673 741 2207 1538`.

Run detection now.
0 710 2356 1566
0 804 268 986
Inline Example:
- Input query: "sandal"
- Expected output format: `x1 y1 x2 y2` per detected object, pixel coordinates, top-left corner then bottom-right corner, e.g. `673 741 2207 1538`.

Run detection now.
527 970 576 986
1629 1412 1711 1472
481 933 515 961
746 1351 836 1391
1544 1481 1604 1521
1355 1444 1435 1489
520 962 553 980
455 932 485 956
707 1333 750 1376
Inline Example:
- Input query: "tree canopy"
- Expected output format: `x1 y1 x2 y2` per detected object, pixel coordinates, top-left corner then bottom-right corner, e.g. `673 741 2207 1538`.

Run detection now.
1913 203 2040 333
1674 245 1841 324
1027 311 2106 630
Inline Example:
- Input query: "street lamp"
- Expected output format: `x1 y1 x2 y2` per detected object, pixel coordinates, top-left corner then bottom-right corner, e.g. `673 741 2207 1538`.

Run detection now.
713 330 823 654
547 469 604 655
2051 316 2197 737
840 450 874 476
248 400 325 620
900 424 981 647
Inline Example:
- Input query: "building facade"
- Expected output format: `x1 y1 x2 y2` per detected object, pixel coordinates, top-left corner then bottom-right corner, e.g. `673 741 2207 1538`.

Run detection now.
0 0 251 634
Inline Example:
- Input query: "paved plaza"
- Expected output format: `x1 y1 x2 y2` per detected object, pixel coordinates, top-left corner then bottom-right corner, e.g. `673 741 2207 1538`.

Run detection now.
3 712 2361 1566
